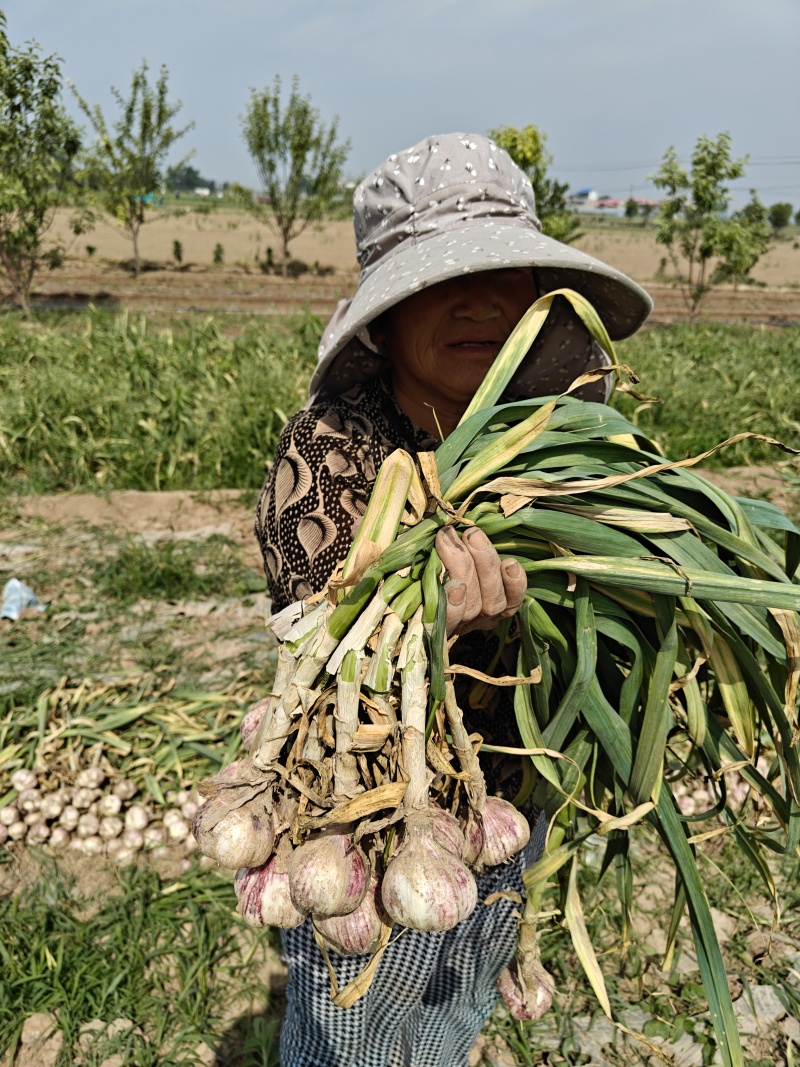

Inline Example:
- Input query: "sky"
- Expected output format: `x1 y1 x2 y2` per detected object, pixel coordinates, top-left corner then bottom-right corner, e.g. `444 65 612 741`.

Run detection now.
5 0 800 211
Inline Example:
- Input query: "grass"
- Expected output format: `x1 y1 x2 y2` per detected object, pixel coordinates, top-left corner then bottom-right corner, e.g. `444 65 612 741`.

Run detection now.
0 854 281 1067
90 534 263 607
0 312 798 499
0 309 319 495
614 323 800 467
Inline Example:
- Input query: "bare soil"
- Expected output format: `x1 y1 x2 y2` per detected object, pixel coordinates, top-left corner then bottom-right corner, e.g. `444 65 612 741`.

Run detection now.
8 208 800 324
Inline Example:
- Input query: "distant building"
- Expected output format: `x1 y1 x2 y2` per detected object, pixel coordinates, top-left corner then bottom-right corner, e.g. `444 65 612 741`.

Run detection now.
567 189 660 217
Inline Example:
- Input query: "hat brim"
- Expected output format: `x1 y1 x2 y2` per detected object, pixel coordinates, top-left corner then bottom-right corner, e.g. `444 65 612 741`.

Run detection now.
310 217 652 400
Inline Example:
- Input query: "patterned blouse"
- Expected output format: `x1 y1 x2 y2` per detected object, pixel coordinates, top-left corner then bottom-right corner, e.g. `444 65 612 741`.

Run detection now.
254 375 524 795
255 375 438 614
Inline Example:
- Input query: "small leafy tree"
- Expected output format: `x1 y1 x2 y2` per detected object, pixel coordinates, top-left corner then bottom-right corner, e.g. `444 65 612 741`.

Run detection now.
650 132 771 319
72 63 193 275
713 191 772 288
767 202 793 231
0 13 83 312
624 197 639 219
488 124 580 244
236 75 350 275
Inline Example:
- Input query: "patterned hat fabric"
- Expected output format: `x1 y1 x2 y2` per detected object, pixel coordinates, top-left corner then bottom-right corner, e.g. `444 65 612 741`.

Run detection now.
308 132 653 401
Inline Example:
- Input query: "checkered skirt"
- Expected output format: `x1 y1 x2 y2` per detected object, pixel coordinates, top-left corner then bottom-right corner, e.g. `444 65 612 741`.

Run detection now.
279 812 547 1066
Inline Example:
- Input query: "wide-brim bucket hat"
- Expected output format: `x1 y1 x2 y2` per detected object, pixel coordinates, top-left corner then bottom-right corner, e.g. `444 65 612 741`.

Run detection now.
308 132 652 401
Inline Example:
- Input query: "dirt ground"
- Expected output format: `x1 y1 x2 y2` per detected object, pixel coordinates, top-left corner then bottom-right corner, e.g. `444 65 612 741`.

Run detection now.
17 207 800 324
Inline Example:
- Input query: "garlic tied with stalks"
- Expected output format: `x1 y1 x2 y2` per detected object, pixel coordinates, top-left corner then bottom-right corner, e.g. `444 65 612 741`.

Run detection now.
236 837 307 929
313 875 387 956
287 834 370 918
192 797 276 870
381 813 477 932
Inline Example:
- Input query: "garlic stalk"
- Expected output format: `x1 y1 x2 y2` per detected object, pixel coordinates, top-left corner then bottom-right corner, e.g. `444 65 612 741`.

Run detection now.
398 608 430 812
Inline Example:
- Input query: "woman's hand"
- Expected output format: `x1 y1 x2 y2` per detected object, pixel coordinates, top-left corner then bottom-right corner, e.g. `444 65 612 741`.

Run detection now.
434 526 527 635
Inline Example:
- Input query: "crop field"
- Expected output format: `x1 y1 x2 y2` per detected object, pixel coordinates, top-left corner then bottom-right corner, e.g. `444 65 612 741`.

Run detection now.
2 303 800 1067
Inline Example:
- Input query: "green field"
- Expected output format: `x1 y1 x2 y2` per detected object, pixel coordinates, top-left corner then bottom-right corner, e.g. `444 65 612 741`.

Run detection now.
1 312 798 497
2 311 800 1066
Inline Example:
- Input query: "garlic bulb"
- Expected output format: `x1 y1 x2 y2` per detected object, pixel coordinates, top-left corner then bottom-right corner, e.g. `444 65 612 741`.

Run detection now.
124 804 151 831
11 769 37 792
428 806 466 858
77 813 100 839
0 805 19 827
59 806 80 831
192 799 275 870
166 819 189 842
72 787 98 811
461 810 484 866
497 955 554 1021
8 821 26 841
236 838 307 929
49 826 71 849
313 876 386 956
27 822 51 845
476 798 530 869
99 816 124 840
381 817 477 932
97 794 122 817
0 825 8 845
113 779 138 801
288 834 370 918
143 826 166 850
123 829 144 851
76 768 106 789
78 835 104 856
240 698 270 750
40 794 65 821
17 788 41 813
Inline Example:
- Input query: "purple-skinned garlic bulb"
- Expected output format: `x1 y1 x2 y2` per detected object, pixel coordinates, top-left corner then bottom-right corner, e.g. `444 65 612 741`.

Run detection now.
313 875 387 956
381 813 477 932
192 798 275 870
235 837 307 929
287 834 369 918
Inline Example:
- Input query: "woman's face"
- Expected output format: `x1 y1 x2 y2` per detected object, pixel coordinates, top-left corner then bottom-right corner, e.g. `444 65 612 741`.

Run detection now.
371 268 538 435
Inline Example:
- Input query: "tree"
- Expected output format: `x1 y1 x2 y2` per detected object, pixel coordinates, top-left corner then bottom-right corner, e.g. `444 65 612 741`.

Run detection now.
767 202 793 231
72 63 193 275
650 132 771 319
713 191 772 288
0 13 83 312
488 124 580 244
624 197 639 219
236 75 350 275
166 163 209 193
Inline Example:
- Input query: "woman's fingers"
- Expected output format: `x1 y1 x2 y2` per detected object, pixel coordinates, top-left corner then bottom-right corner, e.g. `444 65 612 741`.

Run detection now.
462 527 507 616
436 526 480 631
500 556 527 617
435 526 526 634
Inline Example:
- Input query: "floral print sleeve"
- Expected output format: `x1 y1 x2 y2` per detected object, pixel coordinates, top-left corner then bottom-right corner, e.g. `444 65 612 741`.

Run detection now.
255 379 434 614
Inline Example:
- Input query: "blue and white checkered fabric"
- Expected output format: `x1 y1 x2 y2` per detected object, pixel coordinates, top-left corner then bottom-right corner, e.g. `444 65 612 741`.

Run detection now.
279 811 547 1067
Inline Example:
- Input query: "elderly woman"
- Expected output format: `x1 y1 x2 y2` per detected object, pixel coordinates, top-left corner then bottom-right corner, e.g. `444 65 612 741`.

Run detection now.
255 133 651 1067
